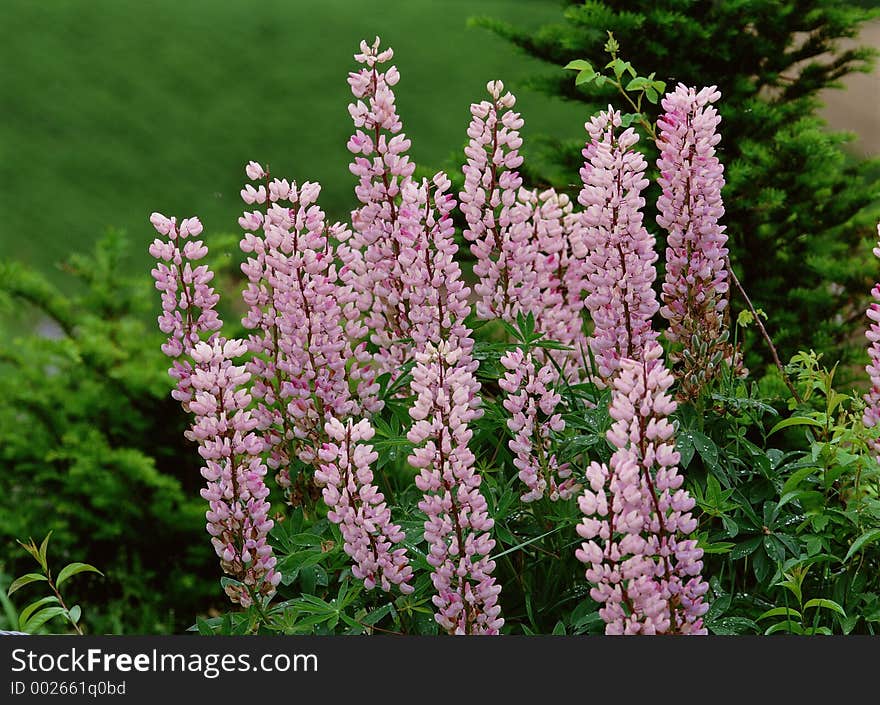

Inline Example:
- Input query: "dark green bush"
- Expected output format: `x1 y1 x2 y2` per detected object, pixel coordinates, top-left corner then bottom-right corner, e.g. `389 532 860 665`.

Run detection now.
472 0 880 371
0 232 220 633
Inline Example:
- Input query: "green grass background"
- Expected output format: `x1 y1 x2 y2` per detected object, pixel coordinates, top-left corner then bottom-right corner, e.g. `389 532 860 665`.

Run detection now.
0 0 585 279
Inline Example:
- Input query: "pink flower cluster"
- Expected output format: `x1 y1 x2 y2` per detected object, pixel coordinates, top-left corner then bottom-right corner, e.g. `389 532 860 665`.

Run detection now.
149 213 222 408
400 168 502 633
656 85 738 397
499 348 579 502
461 83 587 377
577 107 659 383
346 37 416 378
239 163 357 492
190 338 280 607
527 187 588 375
151 216 280 605
316 417 413 593
863 224 880 458
398 173 472 353
460 81 539 322
409 341 503 635
576 343 708 634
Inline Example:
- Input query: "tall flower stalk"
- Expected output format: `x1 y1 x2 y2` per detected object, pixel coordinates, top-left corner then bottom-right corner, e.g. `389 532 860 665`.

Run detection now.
403 172 503 634
576 342 708 634
460 81 539 323
346 37 417 379
149 213 222 408
656 84 739 398
190 339 281 607
150 215 279 606
577 107 659 382
863 224 880 459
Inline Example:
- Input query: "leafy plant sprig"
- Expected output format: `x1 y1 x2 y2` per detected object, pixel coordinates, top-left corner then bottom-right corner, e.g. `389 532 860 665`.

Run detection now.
7 532 103 634
564 31 666 139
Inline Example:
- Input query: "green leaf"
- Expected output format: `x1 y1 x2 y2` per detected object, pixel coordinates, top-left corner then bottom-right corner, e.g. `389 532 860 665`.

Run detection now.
757 606 802 621
768 416 824 437
763 535 786 562
844 529 880 562
56 562 103 588
7 573 48 596
677 432 695 468
625 77 649 91
645 87 659 104
68 605 81 624
804 599 846 618
690 431 718 469
781 466 819 495
708 617 758 635
23 606 67 633
652 80 667 94
564 59 592 72
38 532 52 572
730 536 762 559
552 620 566 636
18 596 59 630
575 69 597 86
764 620 805 635
606 58 626 79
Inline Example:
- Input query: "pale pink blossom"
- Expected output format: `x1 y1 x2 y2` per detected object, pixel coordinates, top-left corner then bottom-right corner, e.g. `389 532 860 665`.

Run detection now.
577 107 659 382
576 343 708 634
315 417 413 593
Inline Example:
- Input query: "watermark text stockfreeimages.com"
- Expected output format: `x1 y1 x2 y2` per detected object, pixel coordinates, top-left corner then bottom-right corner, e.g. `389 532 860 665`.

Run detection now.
10 647 317 680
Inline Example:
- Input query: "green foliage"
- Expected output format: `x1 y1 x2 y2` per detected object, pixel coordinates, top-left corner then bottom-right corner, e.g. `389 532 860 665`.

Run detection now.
472 0 880 370
0 232 218 633
189 322 880 635
7 532 102 634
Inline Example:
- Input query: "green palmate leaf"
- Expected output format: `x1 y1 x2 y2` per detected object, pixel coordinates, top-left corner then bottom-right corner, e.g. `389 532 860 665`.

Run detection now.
844 529 880 562
804 599 846 618
7 573 48 596
768 416 824 436
729 536 762 559
23 606 68 633
18 596 59 630
56 562 103 588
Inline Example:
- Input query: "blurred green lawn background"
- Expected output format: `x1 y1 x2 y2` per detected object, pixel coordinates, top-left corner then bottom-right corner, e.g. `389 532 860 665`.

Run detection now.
0 0 585 280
